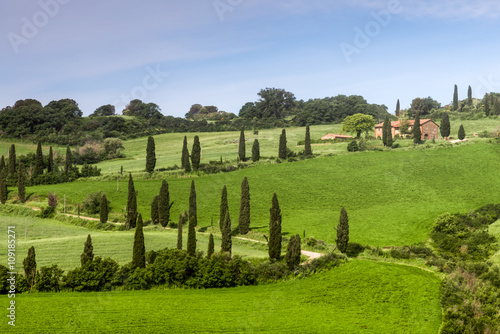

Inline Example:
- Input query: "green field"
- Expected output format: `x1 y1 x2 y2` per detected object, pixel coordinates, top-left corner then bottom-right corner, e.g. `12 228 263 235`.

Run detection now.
25 141 500 246
0 215 268 271
6 260 442 333
490 219 500 264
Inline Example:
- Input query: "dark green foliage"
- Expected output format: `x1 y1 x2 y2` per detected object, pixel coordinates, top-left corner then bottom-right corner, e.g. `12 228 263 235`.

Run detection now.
133 213 146 268
0 156 4 173
458 124 465 140
150 195 159 224
412 112 422 144
145 136 156 173
23 246 37 290
126 173 137 230
335 207 349 254
467 85 472 105
494 98 500 116
440 113 450 138
221 211 232 255
47 146 53 173
191 135 201 170
48 191 57 208
382 115 393 147
64 146 71 174
219 185 229 230
158 180 172 227
177 212 185 250
239 177 251 235
278 129 287 160
252 139 260 162
347 140 359 152
238 127 246 161
484 93 490 116
345 243 365 258
81 234 94 266
100 194 108 224
34 265 63 292
189 180 197 227
395 99 400 116
0 168 6 204
453 84 458 111
304 125 312 156
82 191 109 214
64 257 119 292
207 233 214 258
8 144 16 178
181 136 191 172
17 162 25 203
285 234 301 270
268 193 282 259
34 141 44 178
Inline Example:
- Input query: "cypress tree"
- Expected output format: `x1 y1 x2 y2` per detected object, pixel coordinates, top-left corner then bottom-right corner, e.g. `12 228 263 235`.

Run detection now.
412 112 422 144
0 156 4 173
440 113 451 139
100 194 108 224
494 98 500 116
47 146 53 173
187 205 197 256
145 136 156 173
0 168 6 204
23 246 37 290
221 211 232 255
81 234 94 266
251 139 260 162
239 177 250 235
189 179 197 226
132 213 146 268
8 144 16 178
285 234 301 270
238 127 246 162
177 212 184 250
268 192 282 259
484 94 490 116
458 124 466 140
304 125 312 156
126 173 137 230
219 185 229 230
17 163 25 203
395 99 400 116
207 233 214 258
453 84 459 111
34 141 44 178
382 115 392 147
335 207 349 254
467 85 473 106
64 146 71 174
150 195 159 224
158 180 171 227
181 136 191 172
191 135 201 171
278 129 287 160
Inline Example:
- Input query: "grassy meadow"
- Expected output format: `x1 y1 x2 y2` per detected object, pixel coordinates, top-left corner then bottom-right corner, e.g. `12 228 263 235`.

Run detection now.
490 219 500 264
6 260 442 333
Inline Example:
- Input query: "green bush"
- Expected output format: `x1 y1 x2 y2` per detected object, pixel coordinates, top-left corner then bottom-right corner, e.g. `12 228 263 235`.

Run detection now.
347 140 358 152
82 191 110 215
345 242 365 257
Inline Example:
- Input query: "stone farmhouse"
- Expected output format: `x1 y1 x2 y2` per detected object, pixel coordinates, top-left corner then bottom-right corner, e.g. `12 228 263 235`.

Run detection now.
374 119 439 140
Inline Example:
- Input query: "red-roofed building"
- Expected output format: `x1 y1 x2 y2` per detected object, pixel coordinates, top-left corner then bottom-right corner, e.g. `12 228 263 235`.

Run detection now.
375 119 439 140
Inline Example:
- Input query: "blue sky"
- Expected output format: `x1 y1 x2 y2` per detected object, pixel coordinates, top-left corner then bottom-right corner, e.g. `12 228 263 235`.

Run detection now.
1 0 500 117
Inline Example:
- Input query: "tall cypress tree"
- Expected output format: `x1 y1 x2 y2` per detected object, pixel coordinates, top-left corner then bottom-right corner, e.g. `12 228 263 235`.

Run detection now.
126 173 137 230
34 141 44 178
0 168 7 204
453 84 459 111
412 112 422 144
100 194 108 224
150 195 159 224
23 246 37 290
17 163 25 203
207 233 214 258
278 129 287 160
47 146 53 173
81 234 94 266
146 136 156 173
494 98 500 116
304 126 312 156
239 177 250 235
382 115 391 147
252 139 260 162
395 99 400 116
191 135 201 171
189 180 197 227
440 113 451 139
484 93 490 116
8 144 16 178
268 192 282 259
132 213 146 268
335 207 349 254
467 86 472 106
187 187 197 257
181 136 191 172
177 212 184 250
285 234 301 270
219 185 229 230
458 124 466 140
238 127 246 162
221 211 232 255
158 180 171 227
64 146 71 174
0 156 5 173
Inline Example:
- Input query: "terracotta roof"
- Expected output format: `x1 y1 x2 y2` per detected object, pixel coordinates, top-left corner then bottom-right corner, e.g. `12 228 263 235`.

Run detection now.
375 119 436 128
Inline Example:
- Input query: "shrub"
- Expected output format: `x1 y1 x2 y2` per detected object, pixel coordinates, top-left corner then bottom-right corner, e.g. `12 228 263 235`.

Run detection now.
345 242 365 257
347 140 358 152
82 191 110 215
64 257 119 292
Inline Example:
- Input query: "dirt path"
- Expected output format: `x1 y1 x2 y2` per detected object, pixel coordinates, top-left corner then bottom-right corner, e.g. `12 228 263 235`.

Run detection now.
235 236 325 261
